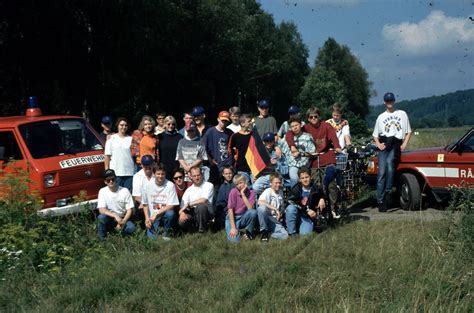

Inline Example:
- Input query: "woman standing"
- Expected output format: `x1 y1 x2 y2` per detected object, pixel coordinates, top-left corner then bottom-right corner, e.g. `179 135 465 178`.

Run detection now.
159 115 182 180
104 117 135 192
131 115 159 171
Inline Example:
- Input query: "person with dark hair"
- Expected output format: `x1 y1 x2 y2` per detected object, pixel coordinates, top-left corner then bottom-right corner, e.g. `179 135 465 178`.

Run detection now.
104 117 135 192
131 115 159 170
191 106 211 138
97 169 136 239
285 106 342 219
178 111 194 138
178 166 214 233
228 114 253 182
154 111 166 135
158 115 182 180
176 121 208 180
285 167 326 236
141 163 179 239
373 92 412 212
214 165 235 229
172 168 191 202
277 105 304 139
99 115 114 143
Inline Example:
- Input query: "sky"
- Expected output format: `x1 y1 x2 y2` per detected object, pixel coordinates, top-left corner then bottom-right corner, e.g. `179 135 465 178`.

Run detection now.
259 0 474 106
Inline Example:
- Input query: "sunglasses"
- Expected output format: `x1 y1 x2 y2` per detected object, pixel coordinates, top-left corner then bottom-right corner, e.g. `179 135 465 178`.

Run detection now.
173 175 184 181
308 115 320 119
105 177 115 182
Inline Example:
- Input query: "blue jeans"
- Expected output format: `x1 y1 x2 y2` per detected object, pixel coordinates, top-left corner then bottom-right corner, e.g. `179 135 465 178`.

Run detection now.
256 205 288 240
289 166 299 188
146 210 176 239
97 214 136 239
285 204 314 235
253 175 270 196
116 176 133 193
225 209 258 243
377 148 396 204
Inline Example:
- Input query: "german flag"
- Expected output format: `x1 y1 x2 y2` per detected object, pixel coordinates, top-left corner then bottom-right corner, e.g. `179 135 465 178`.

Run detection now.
245 128 271 177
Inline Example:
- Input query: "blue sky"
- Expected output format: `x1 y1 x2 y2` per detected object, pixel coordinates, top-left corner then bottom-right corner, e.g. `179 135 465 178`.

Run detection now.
259 0 474 106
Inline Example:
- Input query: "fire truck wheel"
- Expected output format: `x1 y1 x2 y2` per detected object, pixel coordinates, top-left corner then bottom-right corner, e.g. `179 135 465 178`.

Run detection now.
399 173 421 211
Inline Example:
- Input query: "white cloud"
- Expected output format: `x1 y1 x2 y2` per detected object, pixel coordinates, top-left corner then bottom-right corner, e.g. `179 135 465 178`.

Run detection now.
382 10 474 55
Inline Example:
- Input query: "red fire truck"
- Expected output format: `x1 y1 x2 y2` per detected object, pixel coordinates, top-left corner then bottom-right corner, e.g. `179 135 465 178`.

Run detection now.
365 128 474 210
0 97 104 216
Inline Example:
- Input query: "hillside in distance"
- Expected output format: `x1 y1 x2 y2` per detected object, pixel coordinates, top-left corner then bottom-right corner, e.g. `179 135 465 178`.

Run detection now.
366 89 474 128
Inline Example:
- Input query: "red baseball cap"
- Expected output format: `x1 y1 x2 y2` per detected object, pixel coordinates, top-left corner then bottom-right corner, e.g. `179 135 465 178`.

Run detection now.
218 111 230 121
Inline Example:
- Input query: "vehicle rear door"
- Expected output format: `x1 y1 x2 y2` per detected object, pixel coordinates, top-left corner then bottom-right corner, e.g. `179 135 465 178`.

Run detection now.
444 129 474 187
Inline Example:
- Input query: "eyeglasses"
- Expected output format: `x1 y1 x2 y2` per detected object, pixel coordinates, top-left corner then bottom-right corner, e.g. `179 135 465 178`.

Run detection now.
308 115 319 119
105 178 115 183
173 175 184 180
156 117 165 120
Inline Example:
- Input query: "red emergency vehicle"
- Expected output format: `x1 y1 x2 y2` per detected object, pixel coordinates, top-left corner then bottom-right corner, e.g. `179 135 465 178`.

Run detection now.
0 97 104 216
365 128 474 210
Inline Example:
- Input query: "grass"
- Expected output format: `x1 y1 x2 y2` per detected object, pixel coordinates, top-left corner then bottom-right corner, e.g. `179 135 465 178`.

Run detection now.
407 126 470 150
2 216 472 312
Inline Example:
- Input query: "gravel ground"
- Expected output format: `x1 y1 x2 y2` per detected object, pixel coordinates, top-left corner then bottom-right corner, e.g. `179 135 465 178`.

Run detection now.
349 206 455 222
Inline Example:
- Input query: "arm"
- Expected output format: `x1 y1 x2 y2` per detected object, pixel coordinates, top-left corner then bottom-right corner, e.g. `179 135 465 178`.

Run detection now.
98 206 121 222
327 124 342 153
227 208 239 239
374 136 386 151
104 155 111 170
401 132 412 151
130 131 141 159
240 186 255 209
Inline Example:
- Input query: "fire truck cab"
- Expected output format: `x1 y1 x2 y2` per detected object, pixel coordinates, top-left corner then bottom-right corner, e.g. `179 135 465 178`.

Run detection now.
0 97 105 216
365 127 474 210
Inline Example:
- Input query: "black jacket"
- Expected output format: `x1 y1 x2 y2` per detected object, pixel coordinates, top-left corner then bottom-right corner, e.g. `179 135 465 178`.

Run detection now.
287 181 325 212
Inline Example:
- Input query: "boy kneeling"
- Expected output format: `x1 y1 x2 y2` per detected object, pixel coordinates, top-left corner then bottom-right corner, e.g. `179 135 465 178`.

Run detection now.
286 167 326 236
225 174 257 242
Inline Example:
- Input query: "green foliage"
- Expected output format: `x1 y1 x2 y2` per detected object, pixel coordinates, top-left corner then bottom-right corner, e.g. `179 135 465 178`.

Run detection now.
0 0 309 126
299 37 372 121
367 89 474 128
447 186 474 257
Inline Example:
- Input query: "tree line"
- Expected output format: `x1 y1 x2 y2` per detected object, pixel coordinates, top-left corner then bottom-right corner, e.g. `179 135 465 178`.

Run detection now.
0 0 371 134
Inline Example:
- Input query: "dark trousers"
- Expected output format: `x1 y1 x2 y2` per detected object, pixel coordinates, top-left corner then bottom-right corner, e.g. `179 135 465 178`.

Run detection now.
178 204 210 232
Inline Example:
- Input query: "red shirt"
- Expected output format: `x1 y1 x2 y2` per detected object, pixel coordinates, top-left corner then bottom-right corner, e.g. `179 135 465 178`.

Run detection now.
285 121 340 168
175 181 192 202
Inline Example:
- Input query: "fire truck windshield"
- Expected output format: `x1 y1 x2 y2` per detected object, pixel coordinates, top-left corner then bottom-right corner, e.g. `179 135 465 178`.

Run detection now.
19 119 103 159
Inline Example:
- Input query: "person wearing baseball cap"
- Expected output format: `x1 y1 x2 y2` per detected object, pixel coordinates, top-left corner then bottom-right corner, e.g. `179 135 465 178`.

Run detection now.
277 105 305 139
97 169 136 239
254 99 277 139
131 155 156 226
99 116 114 143
373 92 412 212
191 105 211 138
202 110 234 185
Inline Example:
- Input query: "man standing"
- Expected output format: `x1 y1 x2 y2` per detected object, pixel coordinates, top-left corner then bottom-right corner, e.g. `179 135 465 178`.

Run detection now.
192 106 211 138
228 114 253 180
254 99 277 139
98 116 113 143
202 111 233 185
178 166 214 233
154 111 166 135
97 169 136 239
176 121 208 180
142 163 179 239
373 92 412 212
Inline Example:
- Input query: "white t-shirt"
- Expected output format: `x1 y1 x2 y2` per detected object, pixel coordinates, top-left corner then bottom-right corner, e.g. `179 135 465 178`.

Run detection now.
142 179 179 216
104 134 135 176
336 124 351 149
227 123 241 133
259 188 284 212
181 181 214 209
132 169 154 198
373 110 412 140
97 186 134 217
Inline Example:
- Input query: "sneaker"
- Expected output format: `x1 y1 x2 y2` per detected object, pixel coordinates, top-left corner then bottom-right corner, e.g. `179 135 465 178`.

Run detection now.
331 210 341 219
260 230 269 242
162 235 172 241
243 231 255 241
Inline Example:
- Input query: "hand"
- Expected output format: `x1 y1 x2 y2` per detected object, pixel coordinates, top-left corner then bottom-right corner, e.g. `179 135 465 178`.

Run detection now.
179 211 189 223
307 209 317 219
400 143 407 151
145 217 152 229
377 142 386 151
291 147 300 158
240 184 248 194
114 215 123 224
183 164 190 172
229 227 239 239
318 198 326 210
273 209 281 221
335 148 342 154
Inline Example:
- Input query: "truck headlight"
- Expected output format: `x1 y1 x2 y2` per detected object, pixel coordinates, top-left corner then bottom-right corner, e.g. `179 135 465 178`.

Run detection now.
43 174 55 187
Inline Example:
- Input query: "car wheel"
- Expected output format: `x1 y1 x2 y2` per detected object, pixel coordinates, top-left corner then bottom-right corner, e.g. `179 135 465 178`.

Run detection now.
399 173 421 210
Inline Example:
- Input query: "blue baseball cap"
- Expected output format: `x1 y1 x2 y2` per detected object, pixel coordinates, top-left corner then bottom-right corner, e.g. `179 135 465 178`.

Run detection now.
262 132 275 142
383 92 395 102
141 155 154 166
258 100 269 108
101 116 112 125
288 105 300 114
192 106 205 116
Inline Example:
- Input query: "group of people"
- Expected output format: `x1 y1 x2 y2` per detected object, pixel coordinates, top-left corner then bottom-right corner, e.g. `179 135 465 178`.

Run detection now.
96 92 411 242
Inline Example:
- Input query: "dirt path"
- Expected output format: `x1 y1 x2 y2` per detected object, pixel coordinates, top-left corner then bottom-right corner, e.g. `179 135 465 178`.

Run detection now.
349 206 454 222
